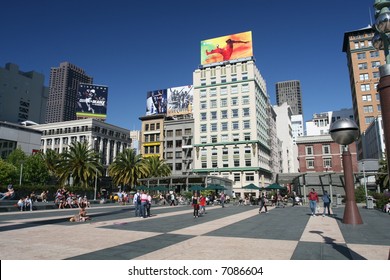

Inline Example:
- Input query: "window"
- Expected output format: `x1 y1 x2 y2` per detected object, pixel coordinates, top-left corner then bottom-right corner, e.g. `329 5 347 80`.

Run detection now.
223 160 229 168
220 87 227 95
166 152 173 159
322 144 330 154
245 159 251 166
211 148 217 155
201 79 206 86
150 124 155 130
242 74 248 80
211 136 218 143
245 173 254 181
175 140 182 147
211 123 217 132
373 71 380 79
221 110 228 119
242 96 249 105
222 147 228 155
210 100 217 108
231 97 238 106
221 76 226 83
234 160 240 167
221 98 228 107
233 134 239 141
306 146 313 155
243 108 250 117
200 89 206 98
200 101 207 109
358 63 367 70
365 116 375 124
212 161 218 168
323 158 332 168
359 73 369 81
306 159 314 169
210 88 217 96
167 141 173 148
175 130 182 136
233 146 240 154
232 121 239 130
357 53 366 60
175 163 182 171
232 109 238 118
372 61 381 68
200 136 207 144
201 112 207 120
370 51 379 58
231 86 238 94
175 151 182 158
242 84 249 92
201 124 207 132
234 173 240 182
363 105 374 113
211 111 217 120
244 133 251 141
166 130 173 137
202 161 207 168
378 104 381 112
360 84 370 91
145 124 149 131
221 122 228 131
231 74 237 82
362 94 372 102
210 77 216 85
243 120 250 129
221 134 228 142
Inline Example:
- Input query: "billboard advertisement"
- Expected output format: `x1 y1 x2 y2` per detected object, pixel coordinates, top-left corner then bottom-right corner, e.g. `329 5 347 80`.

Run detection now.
167 85 193 116
146 89 167 115
77 83 108 120
201 31 253 66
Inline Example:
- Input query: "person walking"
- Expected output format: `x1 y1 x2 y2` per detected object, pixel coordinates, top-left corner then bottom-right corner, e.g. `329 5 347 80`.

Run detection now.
199 194 206 215
322 190 331 217
220 192 226 208
133 190 141 217
258 192 268 214
308 188 319 216
140 191 148 218
192 193 199 218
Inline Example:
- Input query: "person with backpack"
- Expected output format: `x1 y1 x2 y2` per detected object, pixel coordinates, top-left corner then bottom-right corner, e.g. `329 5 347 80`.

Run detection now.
133 190 141 217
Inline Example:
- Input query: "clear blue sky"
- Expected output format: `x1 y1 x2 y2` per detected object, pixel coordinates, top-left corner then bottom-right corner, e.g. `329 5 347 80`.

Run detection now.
1 0 376 130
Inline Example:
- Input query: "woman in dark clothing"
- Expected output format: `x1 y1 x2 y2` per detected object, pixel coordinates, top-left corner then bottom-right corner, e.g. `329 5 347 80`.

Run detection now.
259 192 268 214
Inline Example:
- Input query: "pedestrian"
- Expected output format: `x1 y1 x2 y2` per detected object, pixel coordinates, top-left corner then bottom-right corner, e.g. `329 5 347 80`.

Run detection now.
258 192 268 214
322 190 331 217
199 194 206 215
192 193 199 218
170 192 176 206
133 190 141 217
220 192 226 208
308 188 319 216
146 192 152 217
140 191 148 218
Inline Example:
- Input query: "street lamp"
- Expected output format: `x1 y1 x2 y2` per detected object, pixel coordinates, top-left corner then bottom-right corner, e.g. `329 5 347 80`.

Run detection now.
94 137 99 201
329 118 363 224
373 0 390 186
19 161 24 186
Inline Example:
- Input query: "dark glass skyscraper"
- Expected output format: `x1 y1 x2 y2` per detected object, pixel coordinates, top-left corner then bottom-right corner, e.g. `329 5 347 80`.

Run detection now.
275 80 303 115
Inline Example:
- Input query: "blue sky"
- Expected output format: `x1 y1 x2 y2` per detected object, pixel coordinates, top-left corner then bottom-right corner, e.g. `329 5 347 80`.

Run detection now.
1 0 376 130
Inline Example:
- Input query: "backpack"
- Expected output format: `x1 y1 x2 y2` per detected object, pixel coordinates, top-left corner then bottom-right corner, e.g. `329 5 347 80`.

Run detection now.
136 193 141 204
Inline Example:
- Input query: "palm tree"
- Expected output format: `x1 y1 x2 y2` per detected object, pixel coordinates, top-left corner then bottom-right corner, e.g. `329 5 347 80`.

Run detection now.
58 141 102 188
108 148 147 189
39 149 61 180
143 155 171 178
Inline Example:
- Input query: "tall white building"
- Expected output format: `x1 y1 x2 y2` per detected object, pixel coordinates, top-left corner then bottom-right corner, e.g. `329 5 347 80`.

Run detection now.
192 60 273 195
273 103 297 173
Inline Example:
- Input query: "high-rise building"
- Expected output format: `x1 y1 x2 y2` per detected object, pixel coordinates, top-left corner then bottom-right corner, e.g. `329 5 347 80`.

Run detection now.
342 26 385 159
45 62 93 123
0 63 48 124
193 31 273 195
275 80 303 115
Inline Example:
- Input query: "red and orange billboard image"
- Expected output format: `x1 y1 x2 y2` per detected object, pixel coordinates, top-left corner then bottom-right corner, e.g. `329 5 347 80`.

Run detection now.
201 31 253 65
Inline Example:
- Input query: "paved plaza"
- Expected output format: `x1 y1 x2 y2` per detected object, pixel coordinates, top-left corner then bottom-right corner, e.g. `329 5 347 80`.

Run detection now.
0 202 389 260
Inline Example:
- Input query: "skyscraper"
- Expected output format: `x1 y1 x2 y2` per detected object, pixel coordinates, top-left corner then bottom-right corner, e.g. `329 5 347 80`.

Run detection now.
45 62 93 123
0 63 48 124
275 80 303 115
342 26 385 159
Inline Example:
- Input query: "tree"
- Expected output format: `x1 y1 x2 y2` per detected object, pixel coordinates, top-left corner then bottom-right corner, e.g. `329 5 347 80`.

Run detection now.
376 158 389 191
23 153 50 186
58 141 102 188
0 158 18 185
108 148 147 189
142 155 171 178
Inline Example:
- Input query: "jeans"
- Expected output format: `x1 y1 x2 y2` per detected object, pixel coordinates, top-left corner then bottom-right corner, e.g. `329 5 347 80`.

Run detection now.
134 202 141 217
309 200 317 214
140 202 147 218
323 202 330 215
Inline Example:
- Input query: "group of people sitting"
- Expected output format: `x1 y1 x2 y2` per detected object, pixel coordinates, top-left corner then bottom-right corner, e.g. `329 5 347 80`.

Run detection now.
55 188 90 209
17 195 33 211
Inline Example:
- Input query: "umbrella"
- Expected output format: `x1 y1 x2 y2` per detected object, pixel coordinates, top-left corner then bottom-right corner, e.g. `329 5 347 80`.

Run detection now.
189 185 204 191
152 185 169 191
242 183 261 190
264 183 286 190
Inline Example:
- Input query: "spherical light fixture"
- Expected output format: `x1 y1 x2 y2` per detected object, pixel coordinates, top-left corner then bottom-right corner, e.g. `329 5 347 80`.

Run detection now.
376 11 390 33
372 32 384 50
329 118 359 146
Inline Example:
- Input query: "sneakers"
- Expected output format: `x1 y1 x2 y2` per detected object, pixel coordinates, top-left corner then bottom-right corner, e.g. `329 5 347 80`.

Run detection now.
322 214 325 217
312 213 315 216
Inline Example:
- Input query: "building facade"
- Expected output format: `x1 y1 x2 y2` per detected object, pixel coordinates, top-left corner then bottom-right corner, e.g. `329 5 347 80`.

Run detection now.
342 26 384 159
275 80 303 115
192 60 273 195
0 121 42 158
296 134 358 174
31 119 131 172
139 114 165 159
361 115 385 160
0 63 48 124
45 62 93 123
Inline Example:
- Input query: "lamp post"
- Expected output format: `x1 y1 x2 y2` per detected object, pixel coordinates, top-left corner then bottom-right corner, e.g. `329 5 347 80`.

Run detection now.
94 137 98 201
329 118 363 224
373 0 390 185
19 162 24 186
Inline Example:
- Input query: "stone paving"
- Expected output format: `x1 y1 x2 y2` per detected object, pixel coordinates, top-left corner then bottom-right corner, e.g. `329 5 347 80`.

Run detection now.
0 203 389 260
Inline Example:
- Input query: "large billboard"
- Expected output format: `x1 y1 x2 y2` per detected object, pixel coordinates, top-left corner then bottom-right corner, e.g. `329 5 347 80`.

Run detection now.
201 31 253 66
77 83 108 120
167 85 193 116
146 89 167 115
